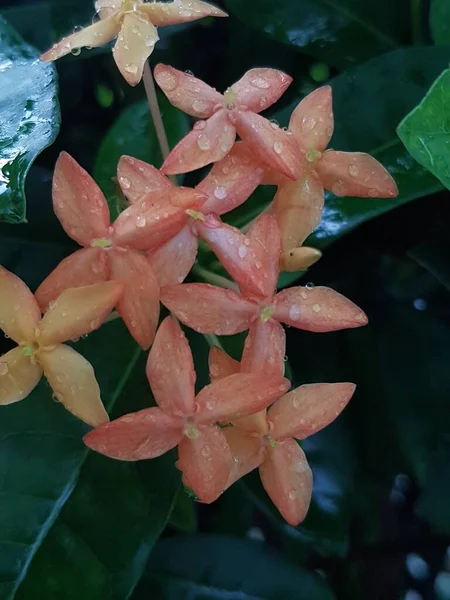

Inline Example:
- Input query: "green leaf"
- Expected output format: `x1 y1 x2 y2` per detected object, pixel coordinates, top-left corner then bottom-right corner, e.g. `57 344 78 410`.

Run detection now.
169 489 198 534
416 439 450 534
397 68 450 191
94 98 189 220
0 16 60 223
430 0 450 45
409 239 450 291
224 0 410 69
13 347 179 599
133 535 335 599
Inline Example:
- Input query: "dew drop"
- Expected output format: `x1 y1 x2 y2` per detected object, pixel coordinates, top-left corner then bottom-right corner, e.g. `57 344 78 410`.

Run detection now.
273 141 283 155
201 445 211 457
331 182 345 196
70 47 81 56
288 490 298 500
0 363 8 376
120 176 131 190
157 70 178 92
193 120 207 131
125 63 138 75
192 99 208 113
251 77 270 90
368 188 380 197
305 282 315 290
214 186 228 200
288 304 301 321
136 216 147 228
197 134 211 151
313 304 321 313
238 244 248 259
348 165 359 177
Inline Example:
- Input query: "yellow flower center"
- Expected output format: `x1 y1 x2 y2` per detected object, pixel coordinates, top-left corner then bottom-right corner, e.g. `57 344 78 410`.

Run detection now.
91 237 112 249
260 305 275 322
186 209 205 221
263 434 277 448
224 88 238 110
184 424 200 440
305 149 322 163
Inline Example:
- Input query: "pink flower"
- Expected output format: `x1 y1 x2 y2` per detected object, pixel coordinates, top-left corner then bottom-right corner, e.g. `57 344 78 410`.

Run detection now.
154 64 301 178
209 346 356 525
117 154 264 286
41 0 227 86
0 266 123 426
217 87 398 272
161 213 368 336
83 316 290 503
35 153 207 349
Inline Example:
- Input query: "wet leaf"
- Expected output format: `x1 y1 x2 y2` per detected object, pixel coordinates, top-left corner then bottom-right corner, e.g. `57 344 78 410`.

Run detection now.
0 16 60 223
430 0 450 45
397 68 450 191
224 0 410 69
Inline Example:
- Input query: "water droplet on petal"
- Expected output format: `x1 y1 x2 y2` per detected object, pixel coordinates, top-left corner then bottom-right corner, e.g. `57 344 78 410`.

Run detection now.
136 216 147 228
348 165 359 177
289 304 301 321
305 282 315 290
368 188 380 197
214 186 228 200
251 77 270 90
273 141 283 154
192 99 208 113
157 70 178 92
332 182 345 196
120 176 131 190
197 134 211 151
125 63 138 75
193 120 207 131
0 363 8 376
288 490 298 500
238 244 248 259
312 304 321 313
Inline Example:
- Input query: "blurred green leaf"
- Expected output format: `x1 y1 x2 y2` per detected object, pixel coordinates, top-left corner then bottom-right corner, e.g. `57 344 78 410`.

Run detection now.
94 97 189 220
416 439 450 534
0 16 60 223
430 0 450 45
397 68 450 191
409 238 450 291
169 489 198 534
133 535 335 599
224 0 410 69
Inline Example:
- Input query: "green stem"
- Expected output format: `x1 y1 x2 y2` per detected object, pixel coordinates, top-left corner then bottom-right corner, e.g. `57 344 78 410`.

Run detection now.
203 333 223 350
192 264 238 291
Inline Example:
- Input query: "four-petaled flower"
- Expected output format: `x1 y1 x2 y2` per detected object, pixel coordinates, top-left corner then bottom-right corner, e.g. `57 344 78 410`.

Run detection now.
161 213 368 338
35 152 206 349
117 152 264 286
209 346 356 525
154 64 301 178
40 0 227 86
84 316 290 502
0 267 122 426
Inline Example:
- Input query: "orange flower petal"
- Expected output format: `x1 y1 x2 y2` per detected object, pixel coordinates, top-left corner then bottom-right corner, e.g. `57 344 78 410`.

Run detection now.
178 425 232 503
241 319 286 379
40 15 119 62
273 172 324 252
154 63 223 118
38 344 108 427
112 191 187 251
196 216 274 300
224 427 265 487
268 382 356 441
196 144 264 215
38 281 123 346
147 317 196 418
161 110 236 175
234 111 302 180
315 151 399 198
148 224 198 287
260 439 313 526
161 283 256 335
140 1 228 26
35 248 110 312
95 0 122 19
196 373 290 424
117 156 173 204
274 286 368 332
109 249 160 350
289 86 334 152
246 213 281 297
232 68 292 113
0 266 40 343
113 13 159 87
281 247 322 272
208 346 240 382
83 406 182 460
52 153 111 246
0 347 42 405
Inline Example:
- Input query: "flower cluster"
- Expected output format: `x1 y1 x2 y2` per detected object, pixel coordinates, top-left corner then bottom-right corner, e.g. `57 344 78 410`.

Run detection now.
0 2 400 524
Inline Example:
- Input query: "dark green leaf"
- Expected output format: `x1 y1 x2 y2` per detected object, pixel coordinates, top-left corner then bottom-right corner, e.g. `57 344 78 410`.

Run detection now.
224 0 410 69
0 16 60 223
94 98 189 219
169 489 198 534
416 440 450 534
133 535 335 599
430 0 450 45
397 68 450 191
409 238 450 291
13 347 179 599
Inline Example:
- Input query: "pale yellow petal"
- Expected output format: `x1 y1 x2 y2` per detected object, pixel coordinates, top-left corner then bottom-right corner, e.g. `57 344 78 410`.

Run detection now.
0 347 42 405
95 0 123 19
281 247 322 272
139 0 228 26
113 13 159 86
38 281 123 347
0 266 41 343
38 345 109 427
41 16 120 61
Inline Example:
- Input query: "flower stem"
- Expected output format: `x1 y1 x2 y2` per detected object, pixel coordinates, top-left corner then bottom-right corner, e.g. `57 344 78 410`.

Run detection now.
143 62 171 161
192 264 239 291
204 333 223 350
